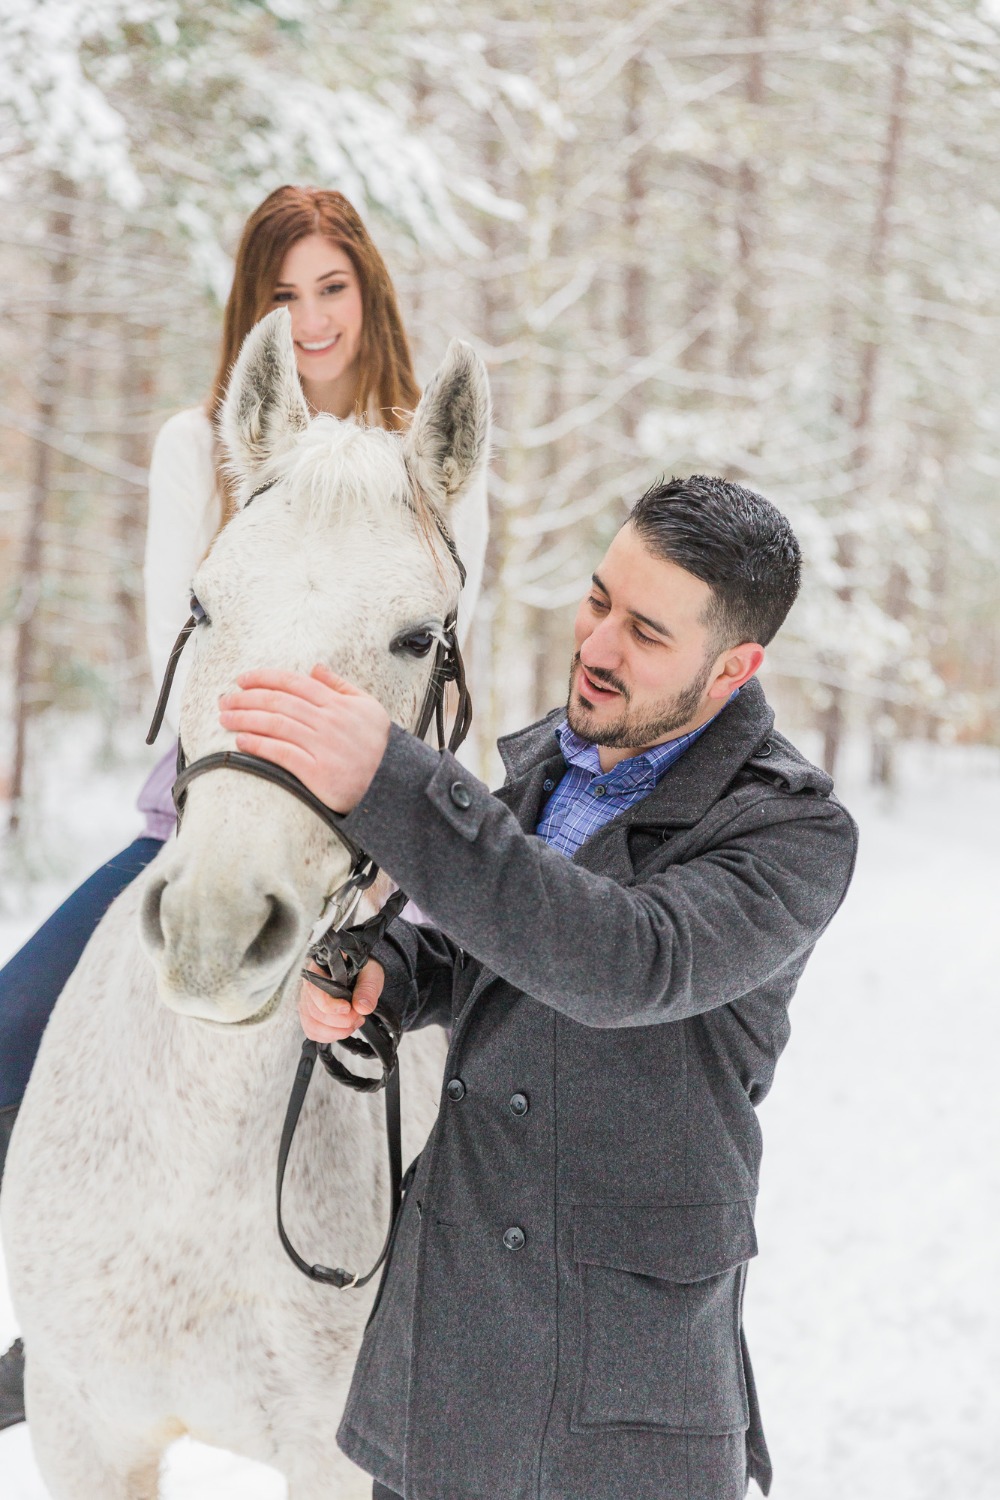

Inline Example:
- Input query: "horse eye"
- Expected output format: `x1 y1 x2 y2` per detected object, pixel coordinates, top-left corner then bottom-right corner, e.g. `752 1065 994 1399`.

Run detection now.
393 630 435 659
189 593 210 625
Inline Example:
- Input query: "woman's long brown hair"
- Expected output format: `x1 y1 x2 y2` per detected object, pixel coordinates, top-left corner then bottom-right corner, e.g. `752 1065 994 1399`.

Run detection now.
207 185 420 518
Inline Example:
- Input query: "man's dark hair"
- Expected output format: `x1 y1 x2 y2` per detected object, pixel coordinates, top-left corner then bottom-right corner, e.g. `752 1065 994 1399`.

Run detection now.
627 474 801 649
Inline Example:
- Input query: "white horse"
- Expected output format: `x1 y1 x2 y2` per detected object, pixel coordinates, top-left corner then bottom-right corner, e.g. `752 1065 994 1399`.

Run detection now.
1 309 490 1499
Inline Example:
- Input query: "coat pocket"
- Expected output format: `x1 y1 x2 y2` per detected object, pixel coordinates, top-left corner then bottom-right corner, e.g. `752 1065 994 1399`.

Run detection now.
571 1201 757 1435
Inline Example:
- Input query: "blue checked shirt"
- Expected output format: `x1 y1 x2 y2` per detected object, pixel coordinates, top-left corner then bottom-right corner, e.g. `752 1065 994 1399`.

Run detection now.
536 716 718 858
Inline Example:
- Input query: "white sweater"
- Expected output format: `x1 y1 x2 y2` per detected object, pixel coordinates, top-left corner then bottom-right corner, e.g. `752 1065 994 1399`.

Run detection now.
143 407 490 737
143 408 221 734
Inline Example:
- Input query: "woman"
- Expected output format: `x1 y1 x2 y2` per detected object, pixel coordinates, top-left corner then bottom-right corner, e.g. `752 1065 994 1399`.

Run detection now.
0 185 489 1430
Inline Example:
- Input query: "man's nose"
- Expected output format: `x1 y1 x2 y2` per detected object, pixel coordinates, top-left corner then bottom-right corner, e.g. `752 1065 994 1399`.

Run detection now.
579 620 622 671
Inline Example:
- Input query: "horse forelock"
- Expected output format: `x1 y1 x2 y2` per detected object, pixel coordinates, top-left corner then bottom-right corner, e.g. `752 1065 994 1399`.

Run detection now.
266 418 405 526
262 416 460 595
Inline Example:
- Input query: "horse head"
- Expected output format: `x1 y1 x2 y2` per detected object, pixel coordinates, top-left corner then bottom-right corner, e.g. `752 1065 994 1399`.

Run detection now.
137 308 489 1026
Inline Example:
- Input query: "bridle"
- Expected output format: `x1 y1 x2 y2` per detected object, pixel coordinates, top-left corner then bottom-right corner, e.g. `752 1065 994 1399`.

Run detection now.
145 475 472 1291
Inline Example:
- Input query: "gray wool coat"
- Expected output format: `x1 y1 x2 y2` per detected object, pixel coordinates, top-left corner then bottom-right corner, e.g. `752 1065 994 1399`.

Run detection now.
334 678 858 1500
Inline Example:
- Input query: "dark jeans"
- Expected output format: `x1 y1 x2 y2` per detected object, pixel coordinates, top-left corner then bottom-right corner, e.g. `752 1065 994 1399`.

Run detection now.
0 837 162 1110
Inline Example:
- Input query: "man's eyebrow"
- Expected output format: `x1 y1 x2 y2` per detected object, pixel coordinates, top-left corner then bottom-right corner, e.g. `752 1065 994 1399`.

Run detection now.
592 572 674 641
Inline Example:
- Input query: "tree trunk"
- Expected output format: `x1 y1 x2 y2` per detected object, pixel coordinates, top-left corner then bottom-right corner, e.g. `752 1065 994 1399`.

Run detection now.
821 24 911 779
116 317 155 714
9 180 76 833
731 0 769 387
473 52 512 777
621 52 649 448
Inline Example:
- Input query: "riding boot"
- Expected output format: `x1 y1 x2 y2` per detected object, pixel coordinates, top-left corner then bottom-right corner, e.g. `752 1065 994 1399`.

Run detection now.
0 1104 26 1431
0 1338 25 1432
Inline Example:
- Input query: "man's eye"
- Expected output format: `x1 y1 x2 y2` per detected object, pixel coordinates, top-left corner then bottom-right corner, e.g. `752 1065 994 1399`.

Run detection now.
589 596 608 611
392 631 436 658
633 626 656 646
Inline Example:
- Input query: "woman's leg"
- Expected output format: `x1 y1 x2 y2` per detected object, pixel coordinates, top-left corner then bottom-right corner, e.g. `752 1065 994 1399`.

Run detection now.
0 836 163 1114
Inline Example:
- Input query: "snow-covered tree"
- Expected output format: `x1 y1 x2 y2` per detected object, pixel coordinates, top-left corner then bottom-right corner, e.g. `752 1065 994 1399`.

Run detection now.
3 0 1000 841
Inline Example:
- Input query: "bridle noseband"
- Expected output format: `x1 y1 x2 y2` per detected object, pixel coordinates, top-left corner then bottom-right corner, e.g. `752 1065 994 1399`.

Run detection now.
145 476 472 1291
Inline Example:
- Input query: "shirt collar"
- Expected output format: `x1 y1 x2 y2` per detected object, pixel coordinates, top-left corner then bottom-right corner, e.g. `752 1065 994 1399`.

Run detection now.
555 723 674 790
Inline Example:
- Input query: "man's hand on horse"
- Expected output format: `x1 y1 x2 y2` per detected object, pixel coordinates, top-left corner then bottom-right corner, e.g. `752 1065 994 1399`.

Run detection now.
298 958 385 1044
218 665 390 812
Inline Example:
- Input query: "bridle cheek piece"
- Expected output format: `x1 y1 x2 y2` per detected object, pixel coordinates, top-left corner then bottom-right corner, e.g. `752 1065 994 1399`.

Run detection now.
145 480 472 1291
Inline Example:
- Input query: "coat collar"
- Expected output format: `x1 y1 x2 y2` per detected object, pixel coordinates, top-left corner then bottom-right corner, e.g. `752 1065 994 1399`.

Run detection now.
496 678 831 833
497 707 563 780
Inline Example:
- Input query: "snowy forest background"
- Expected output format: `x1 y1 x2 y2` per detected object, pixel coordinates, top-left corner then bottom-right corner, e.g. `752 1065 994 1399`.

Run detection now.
2 2 1000 1498
3 0 1000 820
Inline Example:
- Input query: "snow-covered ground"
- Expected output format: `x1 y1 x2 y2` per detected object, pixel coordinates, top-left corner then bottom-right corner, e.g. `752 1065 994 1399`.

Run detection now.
1 731 998 1498
748 739 1000 1499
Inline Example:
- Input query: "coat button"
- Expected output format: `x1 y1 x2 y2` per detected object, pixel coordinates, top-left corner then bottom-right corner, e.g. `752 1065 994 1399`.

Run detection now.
542 778 555 792
449 781 472 809
509 1093 529 1117
592 784 606 797
446 1078 466 1101
503 1226 526 1251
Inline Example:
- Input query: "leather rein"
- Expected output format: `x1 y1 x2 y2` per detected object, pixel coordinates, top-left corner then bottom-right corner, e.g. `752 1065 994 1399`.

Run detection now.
145 476 472 1291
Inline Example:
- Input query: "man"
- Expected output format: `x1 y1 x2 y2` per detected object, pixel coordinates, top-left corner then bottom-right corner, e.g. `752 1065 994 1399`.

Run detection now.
220 475 858 1500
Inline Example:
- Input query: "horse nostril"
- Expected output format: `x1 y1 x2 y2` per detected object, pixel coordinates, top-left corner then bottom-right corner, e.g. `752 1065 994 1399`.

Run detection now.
243 894 299 972
139 878 167 955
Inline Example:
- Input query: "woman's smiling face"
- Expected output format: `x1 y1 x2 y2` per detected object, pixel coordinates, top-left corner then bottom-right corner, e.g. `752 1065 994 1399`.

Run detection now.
273 233 363 395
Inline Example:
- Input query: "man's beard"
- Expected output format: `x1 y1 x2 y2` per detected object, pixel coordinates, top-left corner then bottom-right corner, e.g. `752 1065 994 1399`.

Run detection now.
566 652 712 749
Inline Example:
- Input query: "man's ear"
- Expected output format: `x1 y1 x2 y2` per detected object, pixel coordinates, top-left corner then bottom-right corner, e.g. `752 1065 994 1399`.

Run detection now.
219 308 310 503
707 643 765 700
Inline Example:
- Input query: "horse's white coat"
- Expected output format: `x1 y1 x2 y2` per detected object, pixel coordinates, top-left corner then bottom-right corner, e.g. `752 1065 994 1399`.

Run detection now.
1 311 491 1499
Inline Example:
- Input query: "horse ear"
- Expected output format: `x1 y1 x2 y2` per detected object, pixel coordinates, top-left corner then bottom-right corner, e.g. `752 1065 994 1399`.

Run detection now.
219 308 310 500
404 340 490 521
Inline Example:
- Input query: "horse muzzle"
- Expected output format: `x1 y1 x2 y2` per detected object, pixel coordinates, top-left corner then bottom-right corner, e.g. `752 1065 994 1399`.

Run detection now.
137 857 310 1026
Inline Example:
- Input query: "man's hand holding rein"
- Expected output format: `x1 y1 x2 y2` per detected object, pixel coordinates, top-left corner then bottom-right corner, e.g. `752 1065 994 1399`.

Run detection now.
298 958 385 1044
